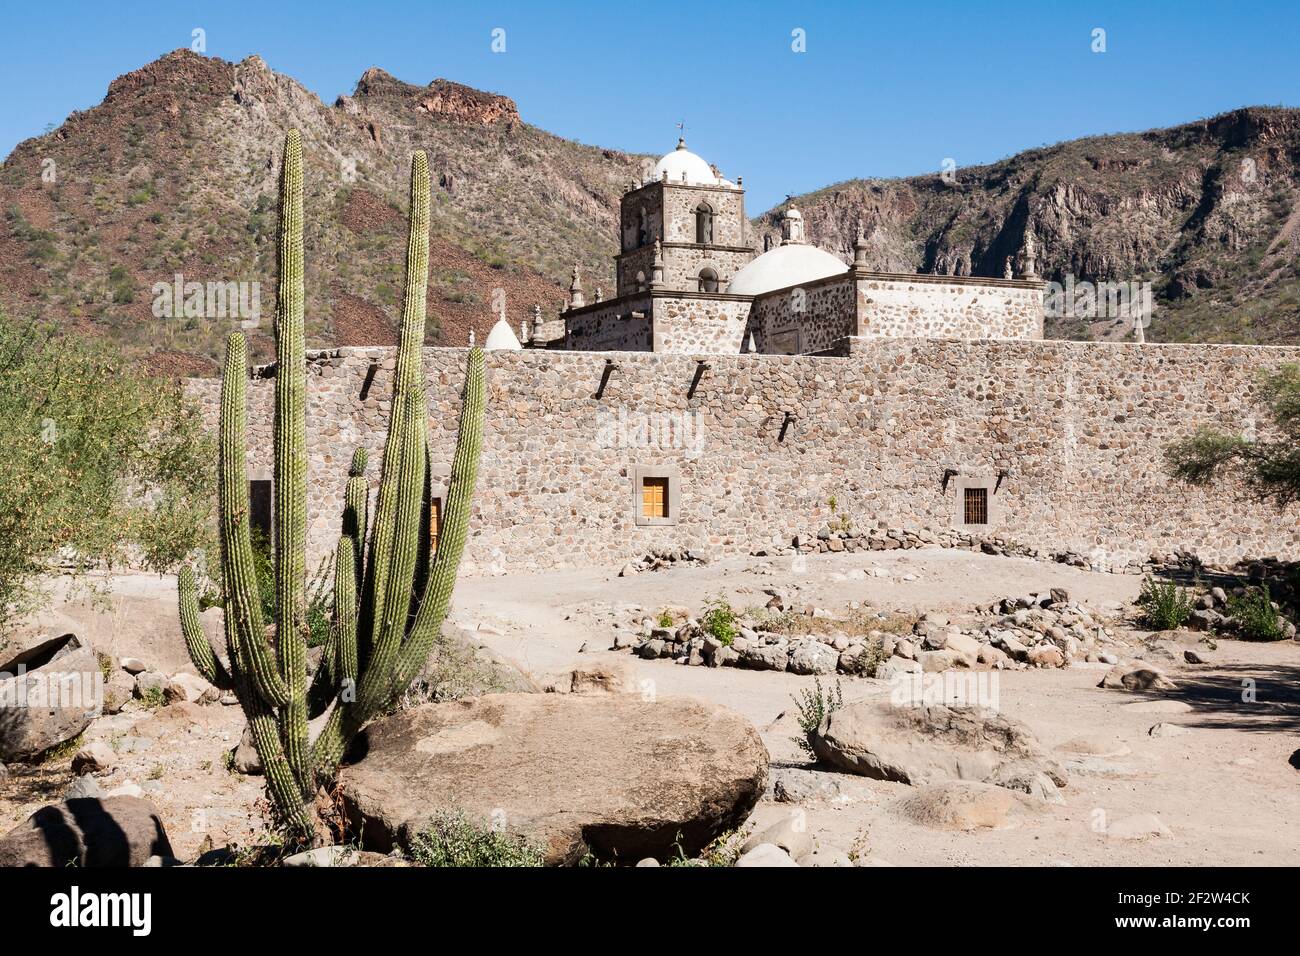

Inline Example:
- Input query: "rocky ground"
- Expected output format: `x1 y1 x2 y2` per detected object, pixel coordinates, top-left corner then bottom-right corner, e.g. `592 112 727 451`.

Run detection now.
3 547 1299 866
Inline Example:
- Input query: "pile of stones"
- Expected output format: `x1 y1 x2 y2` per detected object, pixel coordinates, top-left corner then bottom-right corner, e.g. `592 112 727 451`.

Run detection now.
747 524 1300 578
751 525 1155 574
613 599 884 676
613 587 1135 679
618 548 710 577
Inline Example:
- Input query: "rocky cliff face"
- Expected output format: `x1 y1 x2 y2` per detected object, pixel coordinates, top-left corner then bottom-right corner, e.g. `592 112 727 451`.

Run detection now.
756 107 1300 343
0 49 643 370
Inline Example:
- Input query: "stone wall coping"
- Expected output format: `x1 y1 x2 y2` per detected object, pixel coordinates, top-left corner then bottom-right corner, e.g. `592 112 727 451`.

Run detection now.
851 269 1045 291
179 336 1300 386
614 241 754 261
563 289 751 319
750 266 1044 303
623 180 744 199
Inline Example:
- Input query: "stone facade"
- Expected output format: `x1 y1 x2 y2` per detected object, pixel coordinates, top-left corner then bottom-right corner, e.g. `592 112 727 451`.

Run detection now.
616 180 749 295
748 274 857 355
185 340 1300 575
853 272 1043 340
651 294 751 353
560 292 751 354
558 293 653 351
743 271 1044 356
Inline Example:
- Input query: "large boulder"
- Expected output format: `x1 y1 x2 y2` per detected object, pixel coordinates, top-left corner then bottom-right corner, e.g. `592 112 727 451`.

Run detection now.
809 702 1067 790
788 641 839 676
737 641 789 671
0 797 173 867
0 635 103 761
337 692 768 865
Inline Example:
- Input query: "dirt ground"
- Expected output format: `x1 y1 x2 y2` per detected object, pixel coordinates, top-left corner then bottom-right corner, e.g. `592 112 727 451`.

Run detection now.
4 547 1299 865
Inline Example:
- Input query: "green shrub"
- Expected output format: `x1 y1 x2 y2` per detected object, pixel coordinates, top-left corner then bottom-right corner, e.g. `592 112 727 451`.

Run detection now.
666 828 743 867
700 594 737 646
0 310 214 629
1227 586 1285 641
1137 575 1193 630
140 684 165 710
408 810 544 867
792 676 843 758
656 610 674 628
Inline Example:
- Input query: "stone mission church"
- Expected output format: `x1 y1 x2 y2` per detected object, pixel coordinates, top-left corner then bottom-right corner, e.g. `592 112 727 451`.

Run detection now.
489 138 1046 355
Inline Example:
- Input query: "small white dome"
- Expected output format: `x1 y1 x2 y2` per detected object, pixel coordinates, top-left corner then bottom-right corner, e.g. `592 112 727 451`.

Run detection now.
727 244 847 296
484 317 521 351
651 138 717 186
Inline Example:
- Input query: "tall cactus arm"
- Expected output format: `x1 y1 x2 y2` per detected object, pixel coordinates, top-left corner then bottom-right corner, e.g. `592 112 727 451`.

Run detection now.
344 449 369 597
177 564 234 690
218 333 289 708
305 533 358 718
334 535 359 685
353 151 431 700
361 155 431 665
396 346 485 686
356 392 425 712
272 129 312 796
314 347 484 775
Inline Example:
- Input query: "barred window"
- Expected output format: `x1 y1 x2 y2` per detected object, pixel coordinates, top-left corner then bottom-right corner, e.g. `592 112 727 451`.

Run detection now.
964 487 988 525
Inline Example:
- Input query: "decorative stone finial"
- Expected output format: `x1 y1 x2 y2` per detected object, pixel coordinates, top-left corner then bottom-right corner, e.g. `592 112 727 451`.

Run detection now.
1019 232 1038 280
468 328 476 347
595 287 603 302
780 205 806 245
853 233 869 268
650 239 665 290
569 265 585 309
1004 256 1013 280
676 136 687 150
532 303 543 332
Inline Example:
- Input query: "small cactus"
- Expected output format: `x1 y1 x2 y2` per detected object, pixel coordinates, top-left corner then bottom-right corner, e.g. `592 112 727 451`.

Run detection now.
178 131 485 841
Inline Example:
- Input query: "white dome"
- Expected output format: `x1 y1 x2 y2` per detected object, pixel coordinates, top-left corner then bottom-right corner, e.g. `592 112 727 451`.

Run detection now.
484 317 521 351
651 139 717 186
727 244 847 296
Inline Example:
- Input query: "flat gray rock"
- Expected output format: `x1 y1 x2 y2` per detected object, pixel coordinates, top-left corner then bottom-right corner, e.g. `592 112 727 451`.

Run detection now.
337 692 768 866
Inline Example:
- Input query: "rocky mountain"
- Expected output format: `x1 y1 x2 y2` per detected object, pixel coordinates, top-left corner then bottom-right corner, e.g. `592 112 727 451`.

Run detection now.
3 50 1299 370
0 49 644 371
756 107 1300 343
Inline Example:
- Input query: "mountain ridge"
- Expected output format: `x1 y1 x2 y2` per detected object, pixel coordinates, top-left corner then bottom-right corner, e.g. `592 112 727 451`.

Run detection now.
3 50 1299 372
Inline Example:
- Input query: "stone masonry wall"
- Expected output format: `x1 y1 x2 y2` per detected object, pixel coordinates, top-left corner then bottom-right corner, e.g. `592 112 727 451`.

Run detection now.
855 273 1043 339
560 293 653 350
653 295 751 353
661 184 746 247
184 341 1300 575
749 275 856 354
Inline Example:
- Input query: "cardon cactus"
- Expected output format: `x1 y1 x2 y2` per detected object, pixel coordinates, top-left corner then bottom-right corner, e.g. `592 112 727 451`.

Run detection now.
178 130 485 840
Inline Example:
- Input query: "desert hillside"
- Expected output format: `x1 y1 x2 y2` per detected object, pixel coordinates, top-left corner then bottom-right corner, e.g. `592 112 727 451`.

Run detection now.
4 51 1300 371
756 107 1300 343
0 49 644 370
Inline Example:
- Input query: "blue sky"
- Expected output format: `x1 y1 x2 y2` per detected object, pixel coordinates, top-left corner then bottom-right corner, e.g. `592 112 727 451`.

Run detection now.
2 0 1297 211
